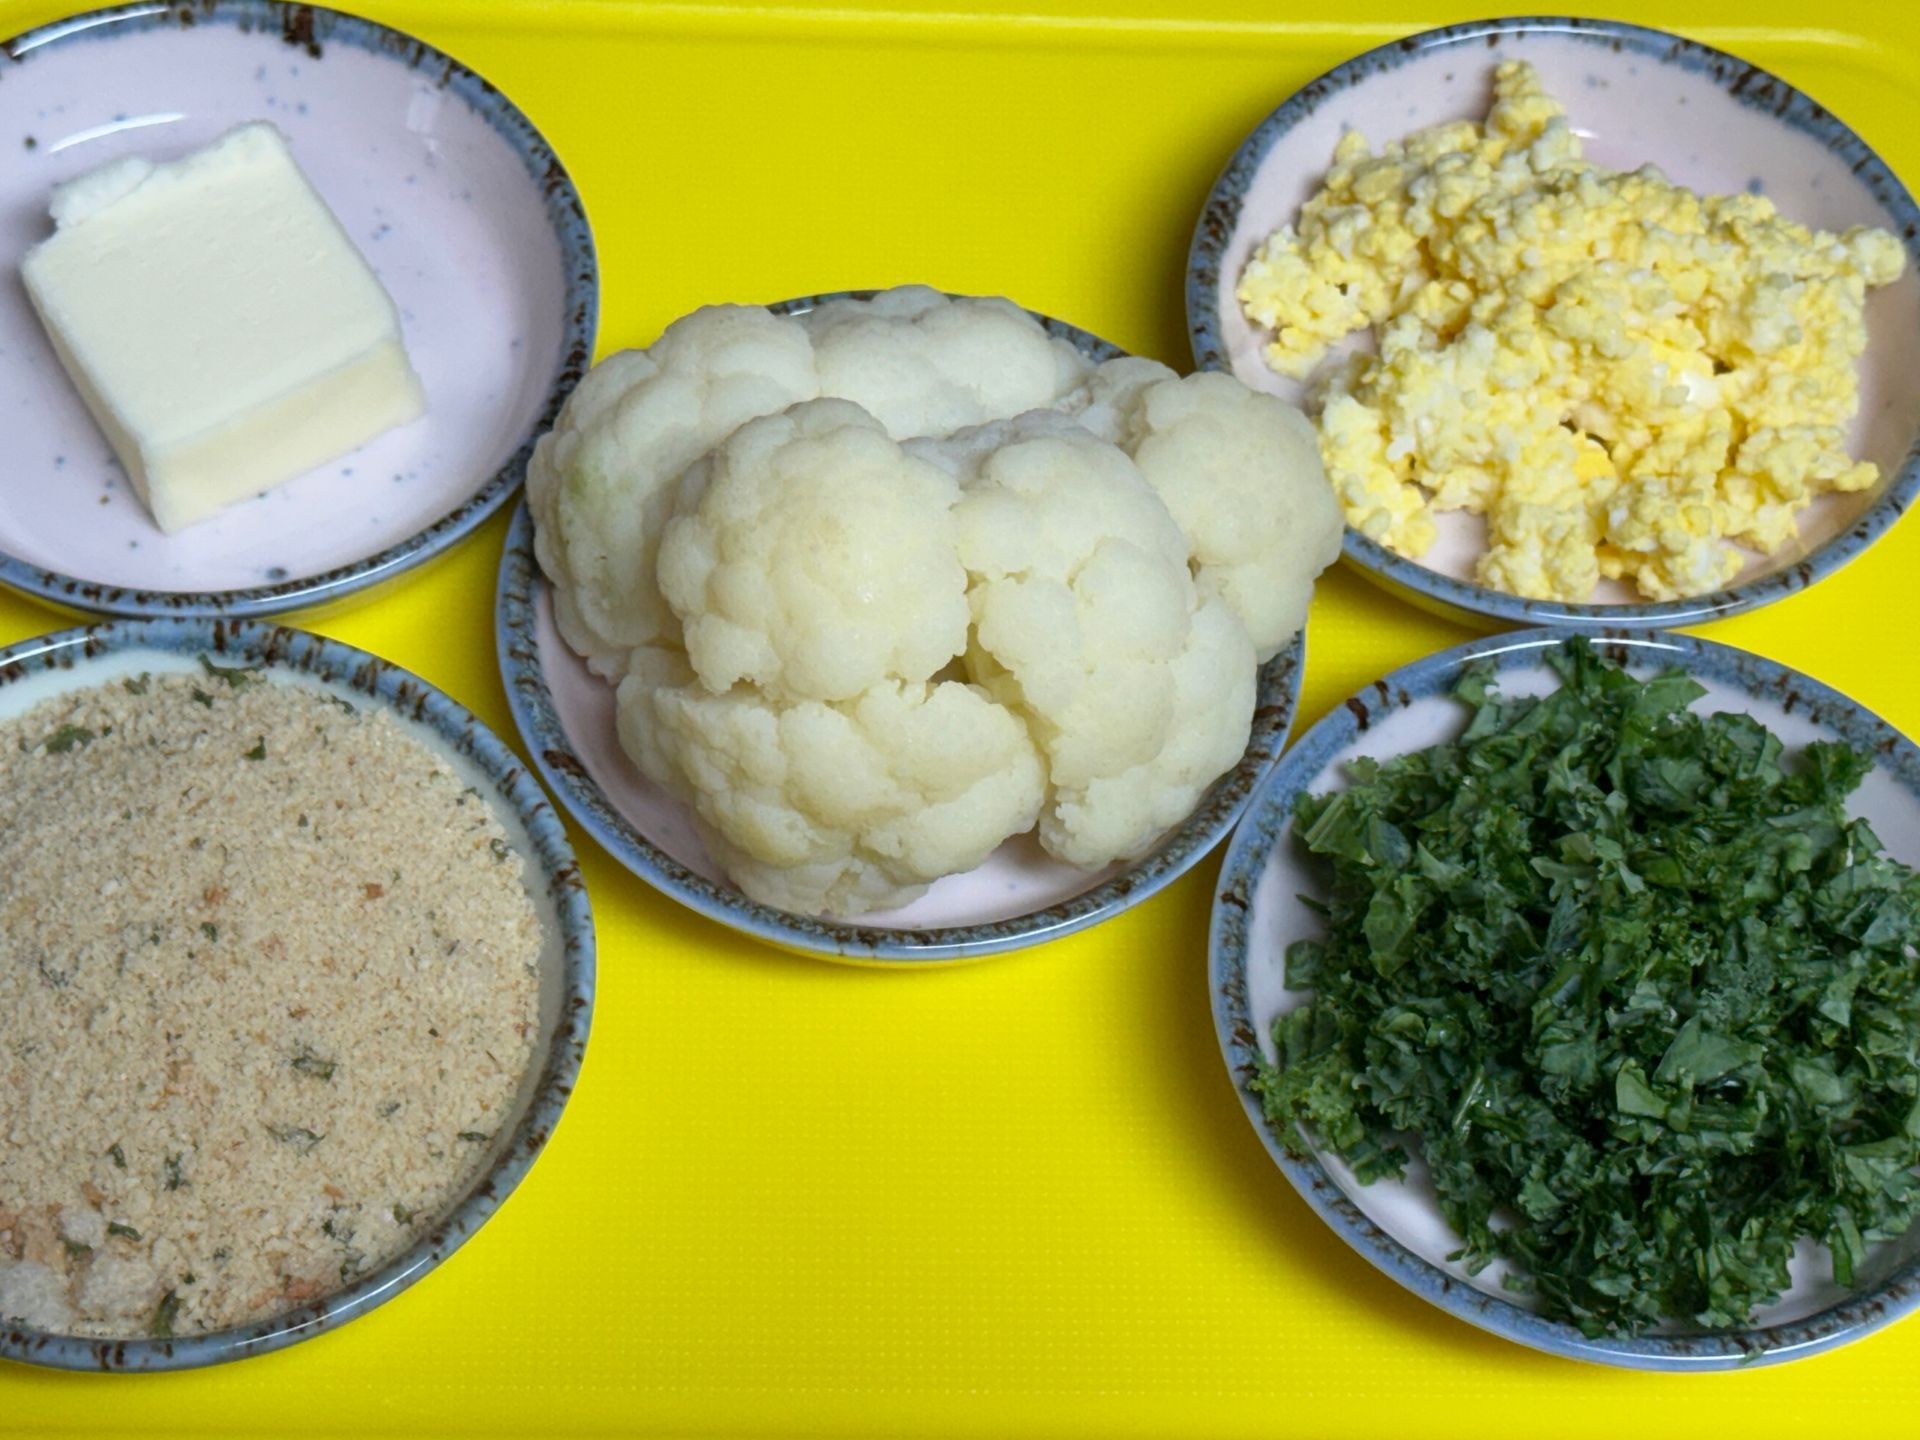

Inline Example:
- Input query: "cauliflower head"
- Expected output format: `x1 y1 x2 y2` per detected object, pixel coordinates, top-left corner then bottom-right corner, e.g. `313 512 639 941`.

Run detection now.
530 287 1341 918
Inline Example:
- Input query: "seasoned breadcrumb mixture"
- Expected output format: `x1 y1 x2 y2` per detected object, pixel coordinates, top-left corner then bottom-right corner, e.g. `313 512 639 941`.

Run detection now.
0 667 541 1340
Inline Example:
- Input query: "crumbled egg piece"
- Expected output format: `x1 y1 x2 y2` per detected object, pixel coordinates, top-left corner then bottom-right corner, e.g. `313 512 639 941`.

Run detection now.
1238 60 1906 602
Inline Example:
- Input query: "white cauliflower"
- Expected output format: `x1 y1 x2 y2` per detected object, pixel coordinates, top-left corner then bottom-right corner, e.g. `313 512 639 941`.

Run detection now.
528 288 1094 681
526 304 818 677
914 413 1258 867
656 400 968 704
1072 362 1344 660
529 287 1342 918
1061 354 1178 444
797 287 1091 438
620 674 1045 917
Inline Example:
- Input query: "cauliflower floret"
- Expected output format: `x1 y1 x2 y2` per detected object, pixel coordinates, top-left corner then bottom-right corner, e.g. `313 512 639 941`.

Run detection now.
622 675 1044 916
798 286 1092 437
527 304 820 676
916 412 1257 868
656 400 968 704
1039 596 1254 865
1105 370 1342 660
1059 354 1179 443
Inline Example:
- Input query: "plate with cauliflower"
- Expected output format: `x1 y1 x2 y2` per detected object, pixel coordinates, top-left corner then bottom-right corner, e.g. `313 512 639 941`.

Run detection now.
1189 17 1920 628
498 287 1343 960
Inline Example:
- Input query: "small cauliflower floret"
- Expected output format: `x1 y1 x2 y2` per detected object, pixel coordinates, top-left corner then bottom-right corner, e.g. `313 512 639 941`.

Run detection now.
1116 371 1342 660
1060 355 1179 444
622 676 1045 917
527 304 820 677
656 400 968 704
800 287 1091 438
616 645 700 785
1039 598 1254 867
922 413 1257 868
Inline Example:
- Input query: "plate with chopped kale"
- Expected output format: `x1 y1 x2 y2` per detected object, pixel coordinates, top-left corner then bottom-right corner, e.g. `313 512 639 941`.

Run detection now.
1210 630 1920 1369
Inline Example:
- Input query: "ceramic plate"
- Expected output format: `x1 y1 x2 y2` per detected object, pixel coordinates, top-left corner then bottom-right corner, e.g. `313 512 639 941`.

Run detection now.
1210 627 1920 1368
0 617 594 1370
1188 17 1920 629
498 293 1307 963
0 1 596 618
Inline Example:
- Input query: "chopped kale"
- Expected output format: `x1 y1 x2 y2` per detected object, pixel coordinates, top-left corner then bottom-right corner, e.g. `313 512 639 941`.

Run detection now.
1257 639 1920 1337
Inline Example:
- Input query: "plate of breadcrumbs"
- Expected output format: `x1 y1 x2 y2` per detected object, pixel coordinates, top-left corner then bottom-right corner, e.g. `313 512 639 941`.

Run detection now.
0 619 593 1371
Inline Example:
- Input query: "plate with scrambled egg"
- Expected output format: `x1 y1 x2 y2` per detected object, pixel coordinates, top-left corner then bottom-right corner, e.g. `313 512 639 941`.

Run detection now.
1188 17 1920 626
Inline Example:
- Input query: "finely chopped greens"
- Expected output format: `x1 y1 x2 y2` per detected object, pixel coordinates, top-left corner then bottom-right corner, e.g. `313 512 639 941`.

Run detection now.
1254 640 1920 1336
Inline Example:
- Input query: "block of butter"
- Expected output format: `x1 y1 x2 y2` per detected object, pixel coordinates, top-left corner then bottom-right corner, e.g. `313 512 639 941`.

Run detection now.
20 123 426 533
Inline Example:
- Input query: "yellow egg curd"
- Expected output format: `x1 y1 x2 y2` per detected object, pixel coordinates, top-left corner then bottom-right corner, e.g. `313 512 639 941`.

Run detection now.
1237 61 1905 602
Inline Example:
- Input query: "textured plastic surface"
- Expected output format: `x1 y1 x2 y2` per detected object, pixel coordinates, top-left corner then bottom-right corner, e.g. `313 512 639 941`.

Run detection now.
3 1 1919 1435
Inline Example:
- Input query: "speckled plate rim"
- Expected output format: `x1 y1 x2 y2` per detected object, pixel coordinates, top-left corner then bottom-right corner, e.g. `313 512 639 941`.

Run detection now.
1209 625 1920 1370
0 616 595 1372
1186 15 1920 631
0 0 598 621
496 290 1306 964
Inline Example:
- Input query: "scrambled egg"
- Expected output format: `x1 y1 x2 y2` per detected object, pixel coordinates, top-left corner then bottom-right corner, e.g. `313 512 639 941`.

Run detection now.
1237 61 1905 602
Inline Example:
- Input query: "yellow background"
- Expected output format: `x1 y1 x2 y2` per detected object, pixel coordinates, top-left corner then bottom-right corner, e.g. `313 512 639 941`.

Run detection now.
5 1 1920 1435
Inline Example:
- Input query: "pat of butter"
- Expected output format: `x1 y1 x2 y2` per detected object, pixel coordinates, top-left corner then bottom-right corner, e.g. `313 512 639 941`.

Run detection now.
20 123 426 533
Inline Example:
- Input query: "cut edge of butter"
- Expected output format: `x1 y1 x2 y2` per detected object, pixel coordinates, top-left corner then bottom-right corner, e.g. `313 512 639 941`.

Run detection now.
21 122 428 535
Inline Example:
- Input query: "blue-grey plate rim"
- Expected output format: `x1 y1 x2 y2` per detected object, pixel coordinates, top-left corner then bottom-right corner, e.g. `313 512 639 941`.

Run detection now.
0 616 595 1371
497 289 1306 963
1185 15 1920 631
0 0 599 621
1209 624 1920 1369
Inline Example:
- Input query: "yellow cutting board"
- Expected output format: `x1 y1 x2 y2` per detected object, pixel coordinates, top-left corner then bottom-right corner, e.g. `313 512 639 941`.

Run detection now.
3 2 1919 1435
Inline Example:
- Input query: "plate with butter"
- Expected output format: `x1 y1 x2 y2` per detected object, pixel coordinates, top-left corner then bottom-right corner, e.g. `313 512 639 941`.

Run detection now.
0 1 597 618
